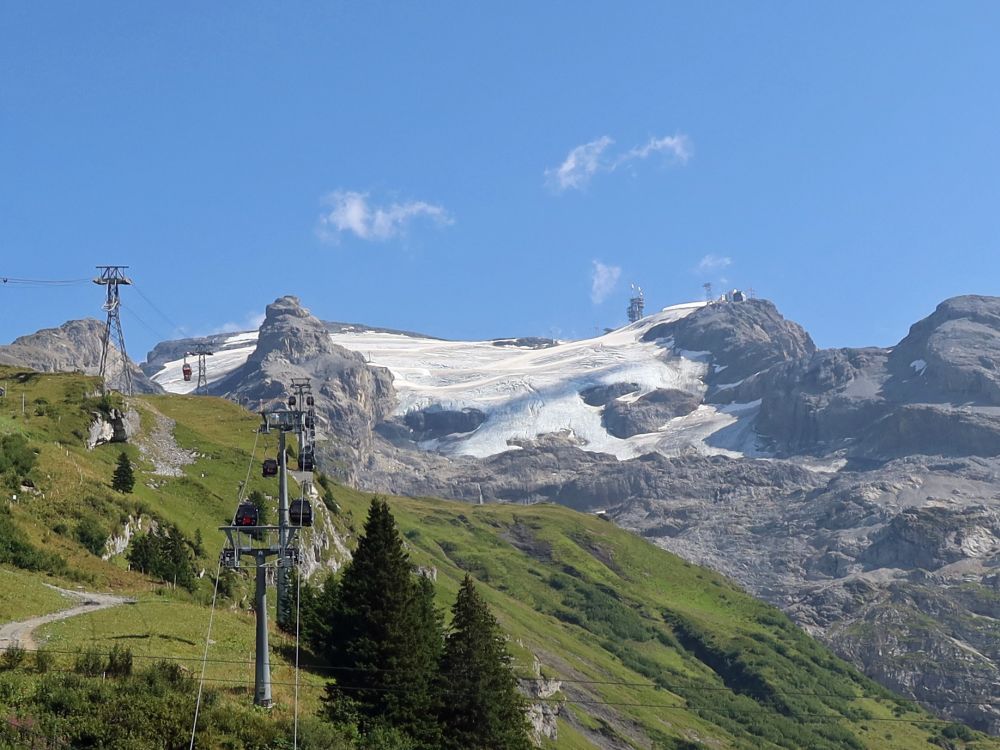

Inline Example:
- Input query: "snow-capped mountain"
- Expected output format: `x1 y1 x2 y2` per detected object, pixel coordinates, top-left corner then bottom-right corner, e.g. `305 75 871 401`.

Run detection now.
148 300 773 461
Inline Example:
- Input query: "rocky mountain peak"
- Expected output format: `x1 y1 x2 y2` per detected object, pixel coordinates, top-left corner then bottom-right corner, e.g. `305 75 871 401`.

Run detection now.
643 298 816 384
889 295 1000 405
0 318 162 393
249 295 342 367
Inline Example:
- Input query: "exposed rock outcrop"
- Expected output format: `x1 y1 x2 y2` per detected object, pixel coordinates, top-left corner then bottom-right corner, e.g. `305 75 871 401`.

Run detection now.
0 319 163 393
643 299 816 384
210 296 396 481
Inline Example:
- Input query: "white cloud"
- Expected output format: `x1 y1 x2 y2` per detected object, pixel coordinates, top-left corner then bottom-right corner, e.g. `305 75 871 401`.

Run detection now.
619 134 692 165
695 254 732 274
545 136 614 191
317 190 453 242
209 311 266 335
590 260 621 304
546 133 691 192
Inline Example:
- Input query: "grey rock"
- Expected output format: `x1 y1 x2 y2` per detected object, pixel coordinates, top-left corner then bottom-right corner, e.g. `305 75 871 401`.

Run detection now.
643 299 816 384
579 382 640 407
602 388 702 438
210 296 396 482
0 319 162 393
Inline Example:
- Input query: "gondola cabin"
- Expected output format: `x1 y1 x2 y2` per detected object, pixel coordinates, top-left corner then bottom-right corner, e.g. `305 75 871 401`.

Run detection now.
182 364 192 382
304 415 315 429
298 449 315 472
289 499 313 527
262 458 278 477
306 395 314 407
288 395 296 407
234 501 259 528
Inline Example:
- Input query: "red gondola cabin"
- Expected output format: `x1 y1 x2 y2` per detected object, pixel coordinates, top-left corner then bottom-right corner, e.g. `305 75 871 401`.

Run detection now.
234 502 259 527
182 364 192 382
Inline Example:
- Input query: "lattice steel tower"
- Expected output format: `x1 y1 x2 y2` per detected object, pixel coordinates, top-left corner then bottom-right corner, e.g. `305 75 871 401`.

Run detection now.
93 266 133 396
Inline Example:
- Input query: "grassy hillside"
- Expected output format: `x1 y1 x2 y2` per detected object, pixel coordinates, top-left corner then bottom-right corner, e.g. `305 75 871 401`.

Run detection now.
0 366 995 749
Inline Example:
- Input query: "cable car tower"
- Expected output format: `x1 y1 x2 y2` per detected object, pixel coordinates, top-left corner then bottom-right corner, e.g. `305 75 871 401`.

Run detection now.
93 265 133 396
183 350 213 394
218 386 315 707
627 284 645 323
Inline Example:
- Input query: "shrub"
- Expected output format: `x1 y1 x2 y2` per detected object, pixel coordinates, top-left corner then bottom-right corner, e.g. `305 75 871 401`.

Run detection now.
107 645 133 677
1 645 25 670
34 649 53 674
75 516 108 556
74 648 105 677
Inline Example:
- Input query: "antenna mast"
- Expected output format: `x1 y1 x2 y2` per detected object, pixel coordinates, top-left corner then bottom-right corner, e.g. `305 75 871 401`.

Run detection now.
93 265 133 396
627 284 645 323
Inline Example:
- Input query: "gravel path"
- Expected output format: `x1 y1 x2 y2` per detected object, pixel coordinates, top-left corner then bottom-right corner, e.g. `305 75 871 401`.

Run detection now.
0 586 135 650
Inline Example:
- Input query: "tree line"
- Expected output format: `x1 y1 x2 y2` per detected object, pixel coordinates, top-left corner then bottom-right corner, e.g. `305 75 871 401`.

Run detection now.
301 498 533 750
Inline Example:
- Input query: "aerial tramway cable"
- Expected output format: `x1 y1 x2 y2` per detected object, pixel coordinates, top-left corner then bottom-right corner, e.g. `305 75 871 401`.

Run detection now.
189 426 261 750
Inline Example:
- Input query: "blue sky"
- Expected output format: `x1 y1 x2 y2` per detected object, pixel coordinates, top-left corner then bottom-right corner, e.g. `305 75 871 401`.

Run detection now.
2 3 999 360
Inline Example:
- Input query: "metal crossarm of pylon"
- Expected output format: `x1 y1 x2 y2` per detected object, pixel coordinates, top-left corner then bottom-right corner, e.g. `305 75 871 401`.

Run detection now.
93 265 134 396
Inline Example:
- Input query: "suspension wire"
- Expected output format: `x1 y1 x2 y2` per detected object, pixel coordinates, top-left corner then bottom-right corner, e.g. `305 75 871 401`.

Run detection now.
121 303 171 342
132 282 185 334
189 425 261 750
0 275 91 286
294 544 303 749
188 556 223 750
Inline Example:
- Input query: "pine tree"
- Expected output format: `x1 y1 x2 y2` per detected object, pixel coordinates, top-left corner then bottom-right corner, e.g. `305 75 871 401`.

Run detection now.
321 498 443 748
439 575 533 750
112 451 135 494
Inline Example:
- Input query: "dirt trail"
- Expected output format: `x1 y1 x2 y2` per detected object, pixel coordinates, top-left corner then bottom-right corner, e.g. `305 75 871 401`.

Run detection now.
0 586 135 650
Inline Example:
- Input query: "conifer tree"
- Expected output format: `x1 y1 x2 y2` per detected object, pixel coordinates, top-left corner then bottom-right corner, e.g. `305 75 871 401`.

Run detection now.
112 451 135 494
321 498 443 748
439 575 532 750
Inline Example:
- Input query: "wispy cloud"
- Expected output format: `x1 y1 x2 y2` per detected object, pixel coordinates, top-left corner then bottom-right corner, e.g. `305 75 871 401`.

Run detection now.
590 260 621 304
208 311 266 335
545 136 614 192
618 134 692 165
546 133 692 192
316 190 453 242
694 254 732 274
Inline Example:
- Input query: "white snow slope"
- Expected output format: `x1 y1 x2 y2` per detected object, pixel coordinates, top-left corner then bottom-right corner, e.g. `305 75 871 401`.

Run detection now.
150 302 762 460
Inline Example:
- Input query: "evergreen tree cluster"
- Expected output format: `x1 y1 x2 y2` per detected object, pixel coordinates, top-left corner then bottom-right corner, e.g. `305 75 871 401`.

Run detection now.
126 523 197 591
304 498 533 750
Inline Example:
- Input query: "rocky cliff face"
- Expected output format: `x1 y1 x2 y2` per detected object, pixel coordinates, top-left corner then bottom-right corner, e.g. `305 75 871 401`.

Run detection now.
0 319 162 393
210 296 396 481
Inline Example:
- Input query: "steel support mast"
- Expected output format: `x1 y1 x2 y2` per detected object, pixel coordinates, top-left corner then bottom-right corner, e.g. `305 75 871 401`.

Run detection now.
93 265 133 396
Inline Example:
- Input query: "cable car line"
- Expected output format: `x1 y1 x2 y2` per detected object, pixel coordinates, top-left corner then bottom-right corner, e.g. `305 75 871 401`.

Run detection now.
0 275 91 286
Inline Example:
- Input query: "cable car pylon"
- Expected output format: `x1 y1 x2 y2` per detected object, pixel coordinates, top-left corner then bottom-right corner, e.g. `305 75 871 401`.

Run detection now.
183 350 213 394
218 406 300 708
93 265 133 396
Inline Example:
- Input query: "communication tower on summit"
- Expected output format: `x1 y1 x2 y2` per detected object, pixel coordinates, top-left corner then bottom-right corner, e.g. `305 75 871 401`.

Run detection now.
627 284 645 323
93 265 133 396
